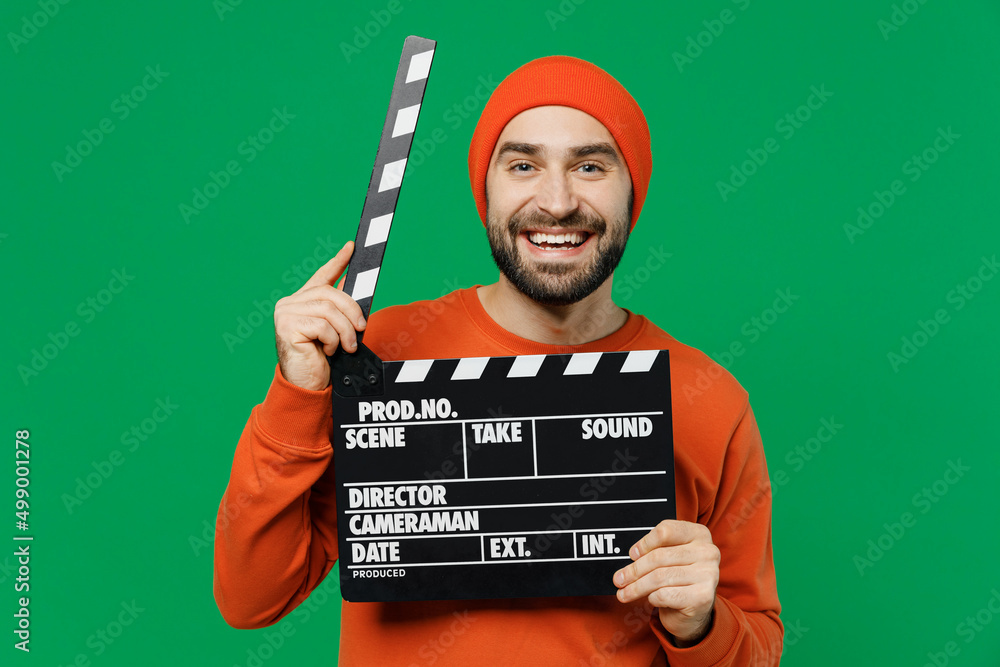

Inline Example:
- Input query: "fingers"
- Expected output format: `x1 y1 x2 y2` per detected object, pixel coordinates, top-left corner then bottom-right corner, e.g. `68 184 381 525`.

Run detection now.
617 570 715 609
279 302 360 354
615 543 697 585
613 543 720 604
276 288 365 353
282 320 340 358
613 539 718 586
613 521 719 606
293 284 367 332
302 241 355 290
273 241 365 391
630 520 711 559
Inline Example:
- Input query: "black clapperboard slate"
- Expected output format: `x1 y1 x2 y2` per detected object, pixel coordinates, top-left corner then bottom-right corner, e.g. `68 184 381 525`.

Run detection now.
328 37 675 602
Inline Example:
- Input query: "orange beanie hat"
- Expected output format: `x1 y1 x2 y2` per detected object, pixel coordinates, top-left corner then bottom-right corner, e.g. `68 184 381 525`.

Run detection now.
468 56 652 230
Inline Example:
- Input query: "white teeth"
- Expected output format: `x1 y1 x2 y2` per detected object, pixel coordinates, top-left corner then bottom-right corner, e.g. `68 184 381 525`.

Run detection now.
528 231 586 246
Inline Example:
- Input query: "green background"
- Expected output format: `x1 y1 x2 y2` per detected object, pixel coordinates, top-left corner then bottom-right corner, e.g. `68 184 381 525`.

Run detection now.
4 0 999 664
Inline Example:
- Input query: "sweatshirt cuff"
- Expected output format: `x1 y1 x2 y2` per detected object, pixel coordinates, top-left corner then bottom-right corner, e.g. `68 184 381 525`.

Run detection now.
653 597 744 666
254 364 334 450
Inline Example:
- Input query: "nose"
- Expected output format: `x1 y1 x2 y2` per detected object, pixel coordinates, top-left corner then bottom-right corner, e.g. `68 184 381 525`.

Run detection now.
534 170 579 221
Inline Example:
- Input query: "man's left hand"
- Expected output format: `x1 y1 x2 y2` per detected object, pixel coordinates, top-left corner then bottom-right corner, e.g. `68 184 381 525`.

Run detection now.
613 520 720 647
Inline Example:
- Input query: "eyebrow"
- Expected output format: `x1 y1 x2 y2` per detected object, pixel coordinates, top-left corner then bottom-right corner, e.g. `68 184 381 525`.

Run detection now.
495 142 540 163
494 141 621 165
569 142 620 164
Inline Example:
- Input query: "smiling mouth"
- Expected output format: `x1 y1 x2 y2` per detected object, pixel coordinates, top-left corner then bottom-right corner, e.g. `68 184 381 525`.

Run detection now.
525 230 591 250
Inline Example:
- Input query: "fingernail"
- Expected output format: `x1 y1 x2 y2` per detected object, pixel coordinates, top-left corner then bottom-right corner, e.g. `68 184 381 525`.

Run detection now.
630 546 639 560
614 571 624 587
357 317 366 329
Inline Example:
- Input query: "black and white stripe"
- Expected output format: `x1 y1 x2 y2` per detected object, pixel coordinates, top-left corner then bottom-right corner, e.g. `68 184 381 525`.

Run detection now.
341 35 437 324
392 350 662 384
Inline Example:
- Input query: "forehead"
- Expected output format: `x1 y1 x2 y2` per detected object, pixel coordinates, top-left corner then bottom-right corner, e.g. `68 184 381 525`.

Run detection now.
491 105 621 158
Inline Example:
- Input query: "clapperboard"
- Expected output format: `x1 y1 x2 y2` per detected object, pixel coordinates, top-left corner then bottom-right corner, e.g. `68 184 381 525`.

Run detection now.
328 37 675 603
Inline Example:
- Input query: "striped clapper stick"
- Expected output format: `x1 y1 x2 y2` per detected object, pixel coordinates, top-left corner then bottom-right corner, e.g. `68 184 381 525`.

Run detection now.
333 349 675 602
329 36 436 395
342 35 436 324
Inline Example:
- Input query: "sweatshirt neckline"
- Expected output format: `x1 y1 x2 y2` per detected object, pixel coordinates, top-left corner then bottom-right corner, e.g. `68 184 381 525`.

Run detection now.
458 286 646 354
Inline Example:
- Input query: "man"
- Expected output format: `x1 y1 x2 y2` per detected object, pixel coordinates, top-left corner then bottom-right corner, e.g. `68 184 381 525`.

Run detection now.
214 56 782 665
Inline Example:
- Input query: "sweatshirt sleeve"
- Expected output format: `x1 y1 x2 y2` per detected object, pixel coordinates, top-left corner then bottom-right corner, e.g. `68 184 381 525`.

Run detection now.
656 403 784 665
213 365 340 629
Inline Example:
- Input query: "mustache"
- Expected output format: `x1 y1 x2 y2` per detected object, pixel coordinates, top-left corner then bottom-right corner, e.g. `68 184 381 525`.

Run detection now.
506 209 607 236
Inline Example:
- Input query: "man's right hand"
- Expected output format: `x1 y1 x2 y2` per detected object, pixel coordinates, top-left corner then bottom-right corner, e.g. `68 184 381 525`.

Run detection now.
274 241 366 391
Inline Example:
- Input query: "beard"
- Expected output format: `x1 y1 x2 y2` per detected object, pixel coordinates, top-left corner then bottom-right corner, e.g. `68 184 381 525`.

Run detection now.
486 197 632 307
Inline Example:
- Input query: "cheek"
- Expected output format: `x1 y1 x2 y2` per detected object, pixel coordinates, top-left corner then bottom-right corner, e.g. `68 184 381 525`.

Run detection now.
598 181 631 214
488 174 539 212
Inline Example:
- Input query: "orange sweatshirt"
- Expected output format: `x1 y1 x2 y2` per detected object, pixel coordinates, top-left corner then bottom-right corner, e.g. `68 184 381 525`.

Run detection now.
214 287 782 665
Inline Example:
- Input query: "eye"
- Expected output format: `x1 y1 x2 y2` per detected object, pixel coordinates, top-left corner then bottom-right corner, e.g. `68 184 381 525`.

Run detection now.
577 162 605 174
510 161 535 172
